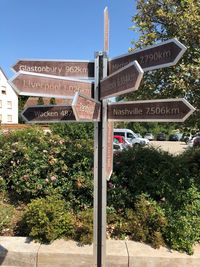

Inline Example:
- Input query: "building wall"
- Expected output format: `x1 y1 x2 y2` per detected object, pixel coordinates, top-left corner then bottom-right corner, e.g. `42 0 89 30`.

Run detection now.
0 68 18 124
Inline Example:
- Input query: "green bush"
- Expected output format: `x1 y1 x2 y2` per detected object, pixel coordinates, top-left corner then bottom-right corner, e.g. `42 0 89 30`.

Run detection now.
21 195 75 243
179 147 200 191
0 202 14 235
50 123 94 140
118 194 167 248
1 126 200 254
0 176 7 198
108 146 175 209
0 127 93 206
76 208 93 245
165 186 200 255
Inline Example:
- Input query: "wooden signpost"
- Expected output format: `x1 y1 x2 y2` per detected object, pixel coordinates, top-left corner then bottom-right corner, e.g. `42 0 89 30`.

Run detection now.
21 105 75 123
9 7 194 267
104 7 109 52
109 38 187 74
12 59 95 78
108 98 195 122
106 121 113 179
100 61 143 99
72 92 101 122
9 71 94 98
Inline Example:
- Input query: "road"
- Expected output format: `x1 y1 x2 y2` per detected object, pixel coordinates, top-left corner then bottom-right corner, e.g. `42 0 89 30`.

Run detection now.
149 141 188 155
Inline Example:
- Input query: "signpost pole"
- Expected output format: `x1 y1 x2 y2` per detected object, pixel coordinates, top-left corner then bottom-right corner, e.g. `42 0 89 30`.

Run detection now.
93 51 108 267
94 8 109 267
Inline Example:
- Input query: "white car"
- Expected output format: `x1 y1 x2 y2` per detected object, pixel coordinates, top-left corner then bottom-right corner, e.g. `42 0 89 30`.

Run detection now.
114 128 149 146
144 133 155 141
187 135 200 148
131 134 149 146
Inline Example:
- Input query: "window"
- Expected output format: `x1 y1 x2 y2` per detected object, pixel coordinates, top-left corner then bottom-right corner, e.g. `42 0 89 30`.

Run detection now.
0 100 2 108
1 86 6 95
7 101 12 109
127 133 134 139
7 115 12 122
114 132 125 137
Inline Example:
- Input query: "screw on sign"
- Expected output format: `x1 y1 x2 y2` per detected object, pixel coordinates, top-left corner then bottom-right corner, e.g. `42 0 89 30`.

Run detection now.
109 38 187 74
21 105 76 123
9 71 94 98
12 59 95 78
108 98 195 122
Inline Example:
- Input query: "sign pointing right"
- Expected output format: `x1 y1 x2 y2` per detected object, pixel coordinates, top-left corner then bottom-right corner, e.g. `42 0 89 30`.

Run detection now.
100 61 143 99
108 98 195 122
109 38 187 74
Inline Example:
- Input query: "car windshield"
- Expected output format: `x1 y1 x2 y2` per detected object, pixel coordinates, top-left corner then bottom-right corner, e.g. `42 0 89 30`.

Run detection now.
127 133 134 138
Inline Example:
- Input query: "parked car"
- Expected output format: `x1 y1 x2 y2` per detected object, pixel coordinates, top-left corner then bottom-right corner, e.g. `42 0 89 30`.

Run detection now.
114 128 149 146
113 135 132 148
135 133 142 138
168 134 179 141
193 136 200 147
156 133 166 141
113 142 125 153
144 133 154 141
187 135 200 148
181 133 193 144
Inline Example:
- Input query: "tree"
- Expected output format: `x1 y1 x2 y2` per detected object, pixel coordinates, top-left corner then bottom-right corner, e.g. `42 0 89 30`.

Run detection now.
37 97 44 105
127 0 200 129
49 98 56 105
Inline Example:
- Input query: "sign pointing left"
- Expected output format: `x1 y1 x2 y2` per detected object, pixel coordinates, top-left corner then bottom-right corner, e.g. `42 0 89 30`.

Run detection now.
21 105 76 123
9 71 94 98
12 59 95 78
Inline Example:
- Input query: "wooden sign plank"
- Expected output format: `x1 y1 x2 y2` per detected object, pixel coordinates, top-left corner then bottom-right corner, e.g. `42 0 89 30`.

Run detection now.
109 38 187 74
12 59 94 78
100 61 143 99
106 121 113 180
9 71 94 98
72 92 101 122
21 105 76 123
108 99 195 122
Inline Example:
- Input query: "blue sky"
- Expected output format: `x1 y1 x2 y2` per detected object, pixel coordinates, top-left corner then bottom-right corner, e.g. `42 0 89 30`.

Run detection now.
0 0 138 78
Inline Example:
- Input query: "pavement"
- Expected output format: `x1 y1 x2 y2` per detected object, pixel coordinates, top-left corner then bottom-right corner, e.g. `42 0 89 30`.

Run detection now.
149 141 188 155
0 237 200 267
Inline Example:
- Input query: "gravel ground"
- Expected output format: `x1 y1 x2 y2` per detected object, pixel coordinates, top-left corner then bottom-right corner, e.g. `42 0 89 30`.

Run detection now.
149 141 188 155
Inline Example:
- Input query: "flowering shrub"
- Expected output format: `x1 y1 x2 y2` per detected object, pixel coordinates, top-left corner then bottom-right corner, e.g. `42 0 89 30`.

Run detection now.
0 127 93 207
0 126 200 254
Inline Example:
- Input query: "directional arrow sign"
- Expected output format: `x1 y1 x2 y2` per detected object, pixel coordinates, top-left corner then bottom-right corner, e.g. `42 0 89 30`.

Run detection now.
21 105 76 123
12 59 94 78
109 38 187 74
9 71 94 98
108 98 195 122
72 92 101 122
100 61 143 99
